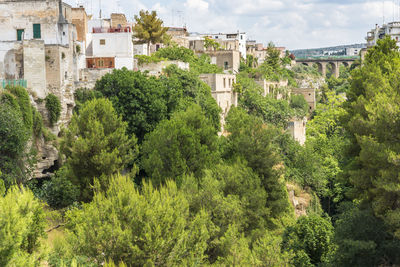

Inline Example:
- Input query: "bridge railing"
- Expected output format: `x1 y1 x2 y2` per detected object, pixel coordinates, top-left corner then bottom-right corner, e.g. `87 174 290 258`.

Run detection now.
0 79 27 89
295 56 359 61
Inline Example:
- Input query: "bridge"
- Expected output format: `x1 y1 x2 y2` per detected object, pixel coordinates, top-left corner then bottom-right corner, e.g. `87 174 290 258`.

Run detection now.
295 56 358 78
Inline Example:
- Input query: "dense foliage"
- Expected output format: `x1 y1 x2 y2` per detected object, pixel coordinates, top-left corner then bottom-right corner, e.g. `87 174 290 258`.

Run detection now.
45 93 61 126
61 98 137 201
136 45 223 74
141 104 220 186
0 184 47 266
94 66 220 142
4 30 400 267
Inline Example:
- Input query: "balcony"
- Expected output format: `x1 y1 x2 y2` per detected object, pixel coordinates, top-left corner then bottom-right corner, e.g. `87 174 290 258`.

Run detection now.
0 79 27 88
92 26 131 34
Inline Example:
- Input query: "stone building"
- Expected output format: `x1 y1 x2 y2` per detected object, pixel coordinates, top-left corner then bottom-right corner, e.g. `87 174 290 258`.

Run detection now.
199 73 238 132
255 79 289 99
195 32 247 58
288 117 307 145
0 0 84 178
291 88 316 112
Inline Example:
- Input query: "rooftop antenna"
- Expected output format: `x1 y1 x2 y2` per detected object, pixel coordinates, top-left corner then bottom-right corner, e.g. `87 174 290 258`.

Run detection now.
177 10 183 27
393 0 395 21
171 9 174 26
383 0 385 24
99 0 102 19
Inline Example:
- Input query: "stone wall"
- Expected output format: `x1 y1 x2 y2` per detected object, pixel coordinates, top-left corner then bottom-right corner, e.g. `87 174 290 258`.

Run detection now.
71 7 88 43
199 73 238 132
23 40 47 98
203 50 240 74
77 68 113 89
288 117 307 145
136 60 189 75
0 41 23 80
110 13 127 28
0 0 70 45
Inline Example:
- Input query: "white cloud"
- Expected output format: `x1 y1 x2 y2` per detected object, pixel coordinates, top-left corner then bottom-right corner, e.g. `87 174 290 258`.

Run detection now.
184 0 209 12
64 0 400 49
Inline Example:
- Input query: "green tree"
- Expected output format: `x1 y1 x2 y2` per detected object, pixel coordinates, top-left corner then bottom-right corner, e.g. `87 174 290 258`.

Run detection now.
282 215 334 266
223 107 292 225
344 36 400 238
62 174 212 265
94 68 168 142
0 185 47 266
133 10 168 56
240 88 292 128
333 202 400 267
0 101 30 187
290 94 308 118
265 42 281 71
181 161 270 262
61 98 137 201
141 104 219 186
204 36 221 50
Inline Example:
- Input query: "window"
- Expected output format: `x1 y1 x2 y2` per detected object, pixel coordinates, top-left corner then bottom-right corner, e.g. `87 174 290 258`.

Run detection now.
100 39 106 45
223 78 226 88
98 60 104 67
224 61 229 70
17 29 24 41
33 24 41 39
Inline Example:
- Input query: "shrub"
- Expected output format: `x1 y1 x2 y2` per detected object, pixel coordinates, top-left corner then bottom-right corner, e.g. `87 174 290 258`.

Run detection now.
41 168 79 209
45 93 61 126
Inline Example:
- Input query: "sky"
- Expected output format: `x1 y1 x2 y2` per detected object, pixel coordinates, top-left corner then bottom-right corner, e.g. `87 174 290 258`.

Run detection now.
66 0 400 50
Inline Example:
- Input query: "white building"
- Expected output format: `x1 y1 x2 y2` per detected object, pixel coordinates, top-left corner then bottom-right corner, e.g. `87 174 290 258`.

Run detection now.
345 47 362 56
197 32 247 58
86 23 134 69
366 22 400 48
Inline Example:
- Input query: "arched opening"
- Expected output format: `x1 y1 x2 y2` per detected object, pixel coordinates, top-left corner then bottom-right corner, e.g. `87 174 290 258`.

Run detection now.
339 62 351 79
326 62 338 78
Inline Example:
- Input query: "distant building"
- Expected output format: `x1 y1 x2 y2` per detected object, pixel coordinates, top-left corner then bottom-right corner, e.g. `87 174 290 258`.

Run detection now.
291 88 316 112
366 22 400 48
288 117 307 145
194 32 247 58
199 73 238 131
85 14 134 70
247 41 286 65
345 47 361 56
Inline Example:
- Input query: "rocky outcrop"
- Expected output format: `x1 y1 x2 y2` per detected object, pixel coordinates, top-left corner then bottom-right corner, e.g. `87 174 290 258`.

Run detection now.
287 183 311 218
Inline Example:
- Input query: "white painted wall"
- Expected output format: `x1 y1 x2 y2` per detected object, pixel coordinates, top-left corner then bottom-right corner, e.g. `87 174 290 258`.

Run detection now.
115 57 134 70
133 43 148 56
91 32 133 58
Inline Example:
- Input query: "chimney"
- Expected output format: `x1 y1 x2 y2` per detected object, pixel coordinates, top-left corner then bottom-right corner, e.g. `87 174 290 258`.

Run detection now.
58 0 67 24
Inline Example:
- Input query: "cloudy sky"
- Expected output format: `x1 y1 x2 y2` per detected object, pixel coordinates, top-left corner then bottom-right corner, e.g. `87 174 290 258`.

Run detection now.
67 0 400 49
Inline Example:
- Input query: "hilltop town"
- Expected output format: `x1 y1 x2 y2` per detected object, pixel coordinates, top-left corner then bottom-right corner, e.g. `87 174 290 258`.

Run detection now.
2 0 400 266
0 0 321 177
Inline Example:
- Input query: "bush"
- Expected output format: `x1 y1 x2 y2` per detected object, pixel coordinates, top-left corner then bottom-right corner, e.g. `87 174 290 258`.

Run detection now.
290 94 309 117
41 168 79 209
45 93 61 125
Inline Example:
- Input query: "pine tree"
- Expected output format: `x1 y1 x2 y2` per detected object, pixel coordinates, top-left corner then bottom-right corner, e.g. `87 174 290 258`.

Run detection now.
133 10 168 56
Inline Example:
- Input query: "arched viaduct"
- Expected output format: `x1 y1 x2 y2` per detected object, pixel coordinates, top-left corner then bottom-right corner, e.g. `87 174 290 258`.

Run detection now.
295 58 357 78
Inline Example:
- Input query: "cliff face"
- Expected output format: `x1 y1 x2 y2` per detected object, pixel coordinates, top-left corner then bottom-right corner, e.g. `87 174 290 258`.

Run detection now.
29 74 76 179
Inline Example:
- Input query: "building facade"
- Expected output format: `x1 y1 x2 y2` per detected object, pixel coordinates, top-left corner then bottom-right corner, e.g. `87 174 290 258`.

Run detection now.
196 32 247 58
366 22 400 48
199 73 238 132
